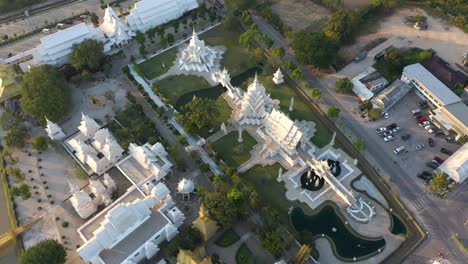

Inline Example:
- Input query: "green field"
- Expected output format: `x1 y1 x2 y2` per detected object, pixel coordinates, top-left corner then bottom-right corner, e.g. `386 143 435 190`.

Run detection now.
213 131 257 168
236 243 256 264
153 75 210 105
135 47 178 80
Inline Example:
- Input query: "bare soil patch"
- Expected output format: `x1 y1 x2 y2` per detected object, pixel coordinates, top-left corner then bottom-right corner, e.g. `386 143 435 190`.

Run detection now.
271 0 331 32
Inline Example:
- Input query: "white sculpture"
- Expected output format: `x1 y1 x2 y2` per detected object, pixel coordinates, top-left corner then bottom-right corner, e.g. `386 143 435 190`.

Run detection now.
289 96 294 112
177 178 195 197
45 117 66 140
100 5 135 48
221 122 227 135
238 126 243 143
272 68 284 85
178 28 219 73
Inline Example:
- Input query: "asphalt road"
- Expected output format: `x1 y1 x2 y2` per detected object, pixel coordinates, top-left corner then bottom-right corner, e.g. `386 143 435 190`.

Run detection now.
251 13 468 263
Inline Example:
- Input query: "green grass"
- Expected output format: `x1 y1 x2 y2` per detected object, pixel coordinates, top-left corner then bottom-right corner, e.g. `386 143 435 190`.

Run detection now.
215 228 240 247
241 164 312 226
212 131 257 168
235 243 255 264
198 96 232 138
135 47 178 80
201 26 259 76
154 75 210 105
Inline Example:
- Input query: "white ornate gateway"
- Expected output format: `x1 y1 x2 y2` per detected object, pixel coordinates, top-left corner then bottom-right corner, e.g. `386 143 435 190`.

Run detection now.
178 29 222 73
100 5 135 48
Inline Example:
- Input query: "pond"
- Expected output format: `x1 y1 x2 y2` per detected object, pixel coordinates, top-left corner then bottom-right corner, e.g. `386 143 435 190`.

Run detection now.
174 66 263 111
291 206 385 260
390 213 407 236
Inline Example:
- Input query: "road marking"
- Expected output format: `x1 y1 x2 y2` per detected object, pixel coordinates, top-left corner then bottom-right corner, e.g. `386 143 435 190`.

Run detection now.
410 193 433 212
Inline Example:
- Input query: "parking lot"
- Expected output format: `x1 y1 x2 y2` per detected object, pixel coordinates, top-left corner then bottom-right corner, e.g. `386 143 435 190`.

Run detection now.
357 92 460 187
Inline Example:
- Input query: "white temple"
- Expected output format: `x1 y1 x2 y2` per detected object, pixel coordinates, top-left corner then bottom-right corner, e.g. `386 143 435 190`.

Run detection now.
45 117 66 141
177 178 195 197
77 183 185 264
100 5 135 48
69 181 99 219
272 68 284 85
211 68 244 103
178 29 220 73
65 113 124 175
237 74 274 125
263 109 303 156
127 0 198 33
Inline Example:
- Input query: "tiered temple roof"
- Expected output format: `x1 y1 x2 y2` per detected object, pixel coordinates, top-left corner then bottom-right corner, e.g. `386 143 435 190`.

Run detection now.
178 29 218 73
100 6 135 48
263 109 303 155
238 75 273 125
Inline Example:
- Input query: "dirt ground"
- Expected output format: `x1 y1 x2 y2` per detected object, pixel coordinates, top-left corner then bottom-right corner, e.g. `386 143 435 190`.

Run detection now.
344 0 372 10
341 8 468 68
271 0 330 32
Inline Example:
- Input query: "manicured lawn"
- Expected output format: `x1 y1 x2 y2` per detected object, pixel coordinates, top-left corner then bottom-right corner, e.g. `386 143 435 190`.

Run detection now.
212 131 257 168
198 96 232 138
154 75 210 105
201 26 259 76
235 243 256 264
135 47 178 80
215 228 240 247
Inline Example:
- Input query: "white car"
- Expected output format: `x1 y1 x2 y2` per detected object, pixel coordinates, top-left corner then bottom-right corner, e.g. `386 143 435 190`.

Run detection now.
376 127 386 133
416 144 425 150
419 121 430 127
383 112 389 119
384 135 394 142
424 125 432 130
392 127 401 133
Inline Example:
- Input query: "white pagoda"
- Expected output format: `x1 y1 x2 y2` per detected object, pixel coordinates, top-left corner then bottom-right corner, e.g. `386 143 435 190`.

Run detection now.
263 109 303 155
237 74 273 125
100 5 135 48
69 181 99 219
45 117 66 140
177 178 195 200
272 68 284 85
66 114 124 175
178 29 219 73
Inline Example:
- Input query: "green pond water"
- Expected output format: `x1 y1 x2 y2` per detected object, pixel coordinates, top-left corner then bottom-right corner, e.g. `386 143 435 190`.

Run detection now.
174 66 263 111
291 206 385 260
390 213 407 236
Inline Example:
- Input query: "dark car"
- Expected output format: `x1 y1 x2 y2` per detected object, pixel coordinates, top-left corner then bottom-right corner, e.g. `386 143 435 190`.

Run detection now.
434 156 445 164
401 134 411 140
387 123 397 130
421 171 432 177
428 138 435 147
440 148 453 155
413 113 422 119
426 162 439 169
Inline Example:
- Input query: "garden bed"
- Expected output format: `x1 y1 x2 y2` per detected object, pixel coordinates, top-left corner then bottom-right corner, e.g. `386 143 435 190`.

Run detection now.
212 131 257 168
215 228 240 247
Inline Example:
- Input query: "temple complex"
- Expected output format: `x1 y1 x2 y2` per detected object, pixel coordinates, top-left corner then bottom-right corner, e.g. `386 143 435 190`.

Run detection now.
178 29 222 73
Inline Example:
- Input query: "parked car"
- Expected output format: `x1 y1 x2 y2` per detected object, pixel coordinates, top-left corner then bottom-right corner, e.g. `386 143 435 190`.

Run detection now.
401 134 411 140
428 138 435 147
394 146 406 154
411 109 421 115
384 135 394 142
383 131 393 137
426 162 439 169
421 171 432 177
383 112 389 119
424 125 432 130
434 156 445 164
440 148 453 155
387 123 397 130
376 127 386 133
417 117 428 122
392 127 401 133
42 28 50 33
433 130 444 136
419 121 430 127
413 113 422 119
416 144 425 150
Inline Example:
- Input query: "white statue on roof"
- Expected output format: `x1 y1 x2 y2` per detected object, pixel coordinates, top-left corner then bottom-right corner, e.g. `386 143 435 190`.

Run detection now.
69 181 99 219
178 28 220 73
90 178 112 206
103 173 116 191
237 74 273 125
100 5 135 48
273 68 284 85
45 117 66 140
78 113 100 137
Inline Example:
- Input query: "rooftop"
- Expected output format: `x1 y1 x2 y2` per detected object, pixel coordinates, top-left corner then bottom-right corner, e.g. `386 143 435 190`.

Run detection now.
438 143 468 183
99 207 169 264
422 56 468 89
403 63 461 106
443 101 468 129
40 23 94 49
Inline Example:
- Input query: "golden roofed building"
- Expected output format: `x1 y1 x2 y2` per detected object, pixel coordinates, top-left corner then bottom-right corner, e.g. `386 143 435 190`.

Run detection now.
295 244 312 264
177 246 212 264
192 204 219 241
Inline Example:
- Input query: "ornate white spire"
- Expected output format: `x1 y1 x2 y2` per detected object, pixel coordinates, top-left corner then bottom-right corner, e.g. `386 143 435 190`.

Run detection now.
45 117 66 140
178 28 219 73
237 74 273 125
273 68 284 85
78 113 100 137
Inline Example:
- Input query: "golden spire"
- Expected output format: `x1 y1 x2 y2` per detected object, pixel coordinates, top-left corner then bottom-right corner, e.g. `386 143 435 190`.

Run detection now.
199 204 207 218
295 244 312 264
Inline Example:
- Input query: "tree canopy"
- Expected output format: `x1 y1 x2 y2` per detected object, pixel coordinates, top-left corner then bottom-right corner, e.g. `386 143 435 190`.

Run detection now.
32 136 48 151
353 139 367 152
327 106 341 118
21 65 71 125
324 10 358 44
335 78 353 93
430 172 450 193
69 39 105 72
225 0 256 11
292 32 338 68
310 88 321 100
20 239 66 264
178 98 218 134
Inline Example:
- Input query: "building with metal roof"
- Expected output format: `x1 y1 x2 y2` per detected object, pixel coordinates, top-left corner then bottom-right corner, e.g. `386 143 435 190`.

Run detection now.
437 143 468 183
430 101 468 139
371 80 412 110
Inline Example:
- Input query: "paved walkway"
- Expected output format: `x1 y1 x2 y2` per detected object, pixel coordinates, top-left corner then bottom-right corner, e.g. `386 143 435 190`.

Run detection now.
207 233 251 264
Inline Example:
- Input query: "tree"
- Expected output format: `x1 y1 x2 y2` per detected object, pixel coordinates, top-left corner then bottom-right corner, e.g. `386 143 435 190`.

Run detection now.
310 88 321 100
418 50 433 61
167 33 175 44
202 192 238 228
292 31 338 68
335 78 353 93
18 183 31 200
458 134 467 144
291 68 304 79
21 65 71 125
272 46 284 58
135 31 145 45
177 98 218 134
353 139 367 152
324 11 356 44
239 26 257 49
369 108 382 120
32 136 48 151
4 126 29 148
89 12 99 26
19 239 66 264
69 39 105 72
327 106 341 118
261 231 282 258
225 0 256 11
0 112 22 130
227 187 244 206
430 172 450 193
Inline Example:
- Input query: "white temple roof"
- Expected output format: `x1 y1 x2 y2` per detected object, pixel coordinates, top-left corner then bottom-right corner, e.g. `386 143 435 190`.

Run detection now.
78 113 100 137
177 178 195 194
238 74 273 123
264 109 303 155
